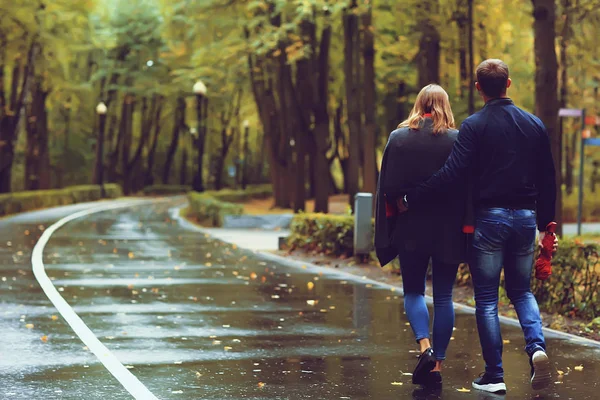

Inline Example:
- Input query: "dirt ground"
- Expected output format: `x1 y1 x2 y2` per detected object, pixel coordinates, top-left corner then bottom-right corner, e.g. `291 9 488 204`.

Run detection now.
242 194 351 215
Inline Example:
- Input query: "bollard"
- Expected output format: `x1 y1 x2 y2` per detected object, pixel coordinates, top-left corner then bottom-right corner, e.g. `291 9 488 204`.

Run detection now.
354 192 373 256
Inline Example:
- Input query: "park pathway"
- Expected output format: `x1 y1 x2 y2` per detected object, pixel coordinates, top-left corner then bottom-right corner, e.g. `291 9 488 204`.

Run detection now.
0 198 599 399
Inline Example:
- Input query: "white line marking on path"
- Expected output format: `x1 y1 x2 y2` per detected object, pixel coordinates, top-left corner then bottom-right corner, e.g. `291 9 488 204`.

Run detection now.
32 200 159 400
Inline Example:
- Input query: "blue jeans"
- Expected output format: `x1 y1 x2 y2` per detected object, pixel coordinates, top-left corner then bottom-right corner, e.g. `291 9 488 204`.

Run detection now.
399 250 459 361
471 208 546 379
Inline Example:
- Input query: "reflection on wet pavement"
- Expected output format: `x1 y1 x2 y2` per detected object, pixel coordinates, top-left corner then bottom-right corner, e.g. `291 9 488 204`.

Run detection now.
1 200 599 399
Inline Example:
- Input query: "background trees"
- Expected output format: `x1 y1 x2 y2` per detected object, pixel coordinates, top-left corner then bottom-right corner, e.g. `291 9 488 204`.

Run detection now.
1 0 599 228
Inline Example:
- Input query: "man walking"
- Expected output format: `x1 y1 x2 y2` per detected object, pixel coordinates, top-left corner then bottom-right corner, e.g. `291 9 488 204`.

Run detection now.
398 59 556 393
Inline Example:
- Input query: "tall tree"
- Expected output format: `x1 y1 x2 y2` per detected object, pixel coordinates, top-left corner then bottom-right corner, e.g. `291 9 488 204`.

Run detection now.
532 0 561 234
362 1 377 196
343 0 361 209
417 0 441 87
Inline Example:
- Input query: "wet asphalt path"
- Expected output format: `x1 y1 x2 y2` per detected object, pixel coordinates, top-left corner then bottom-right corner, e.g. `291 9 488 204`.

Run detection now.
1 198 599 400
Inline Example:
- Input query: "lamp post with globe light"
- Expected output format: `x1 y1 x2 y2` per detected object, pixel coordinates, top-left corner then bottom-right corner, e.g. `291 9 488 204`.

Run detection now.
193 80 207 192
95 102 108 197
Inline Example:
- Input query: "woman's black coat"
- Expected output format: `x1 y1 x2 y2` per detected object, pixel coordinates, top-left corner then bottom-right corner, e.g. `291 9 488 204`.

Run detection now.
375 119 472 266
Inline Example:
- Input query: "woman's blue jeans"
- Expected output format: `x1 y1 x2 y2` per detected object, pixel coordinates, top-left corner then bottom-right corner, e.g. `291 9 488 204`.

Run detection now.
471 208 546 379
399 250 459 361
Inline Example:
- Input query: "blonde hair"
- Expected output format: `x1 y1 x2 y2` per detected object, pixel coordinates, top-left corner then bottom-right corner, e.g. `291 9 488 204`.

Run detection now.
398 84 455 134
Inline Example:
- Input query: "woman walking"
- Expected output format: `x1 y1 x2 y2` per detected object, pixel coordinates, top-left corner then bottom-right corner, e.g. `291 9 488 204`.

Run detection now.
375 84 471 387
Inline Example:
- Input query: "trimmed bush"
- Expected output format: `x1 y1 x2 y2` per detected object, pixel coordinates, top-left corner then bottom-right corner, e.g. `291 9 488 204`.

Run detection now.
143 185 191 196
206 184 272 203
0 184 123 217
187 192 244 227
288 213 356 256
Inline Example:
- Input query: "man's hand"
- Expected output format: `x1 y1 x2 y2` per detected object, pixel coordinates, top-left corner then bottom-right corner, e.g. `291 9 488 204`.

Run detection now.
396 197 408 214
538 232 559 253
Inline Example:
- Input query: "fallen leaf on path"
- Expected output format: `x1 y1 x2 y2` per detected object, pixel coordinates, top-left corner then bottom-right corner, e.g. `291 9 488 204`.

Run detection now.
51 315 58 321
557 370 564 375
502 339 511 344
306 300 317 306
391 382 403 386
128 252 135 259
456 387 471 393
574 365 584 371
307 282 314 290
25 324 34 329
40 335 48 342
171 390 183 394
257 382 266 388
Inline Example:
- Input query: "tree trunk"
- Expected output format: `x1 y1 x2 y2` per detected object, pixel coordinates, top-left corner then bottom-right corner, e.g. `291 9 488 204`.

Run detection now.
532 0 561 235
343 1 361 209
120 96 136 194
362 4 377 197
456 0 468 97
560 0 573 194
144 98 164 186
25 79 50 190
417 0 441 88
0 40 36 193
163 96 185 184
467 0 475 114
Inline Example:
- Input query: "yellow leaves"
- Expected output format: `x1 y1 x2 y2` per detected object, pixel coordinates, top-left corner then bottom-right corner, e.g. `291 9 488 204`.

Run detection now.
250 272 258 280
456 387 471 393
40 335 48 343
25 323 34 329
51 315 58 321
574 365 584 371
557 370 565 375
224 346 233 351
307 281 314 290
128 252 135 259
257 382 266 388
390 382 403 386
306 300 318 306
502 339 511 344
205 262 212 267
195 371 203 378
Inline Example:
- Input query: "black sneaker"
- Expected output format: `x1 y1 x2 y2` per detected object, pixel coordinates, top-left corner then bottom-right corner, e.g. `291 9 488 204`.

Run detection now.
412 348 435 385
530 350 552 390
472 373 507 394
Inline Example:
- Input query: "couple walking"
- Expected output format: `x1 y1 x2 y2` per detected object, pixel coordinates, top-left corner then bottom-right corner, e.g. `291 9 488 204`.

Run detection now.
375 59 557 394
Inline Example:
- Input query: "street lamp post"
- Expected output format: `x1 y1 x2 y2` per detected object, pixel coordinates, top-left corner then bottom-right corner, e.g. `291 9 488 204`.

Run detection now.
242 120 250 189
193 80 207 192
95 102 108 197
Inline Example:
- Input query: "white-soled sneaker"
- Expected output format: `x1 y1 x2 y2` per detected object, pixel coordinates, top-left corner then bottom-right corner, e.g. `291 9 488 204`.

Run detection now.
472 373 507 394
531 350 553 390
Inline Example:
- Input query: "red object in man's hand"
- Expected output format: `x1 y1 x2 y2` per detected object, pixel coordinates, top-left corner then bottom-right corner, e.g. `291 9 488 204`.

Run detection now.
534 222 557 281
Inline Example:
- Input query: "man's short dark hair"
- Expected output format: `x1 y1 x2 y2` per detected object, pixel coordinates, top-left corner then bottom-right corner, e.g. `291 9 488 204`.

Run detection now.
476 59 509 98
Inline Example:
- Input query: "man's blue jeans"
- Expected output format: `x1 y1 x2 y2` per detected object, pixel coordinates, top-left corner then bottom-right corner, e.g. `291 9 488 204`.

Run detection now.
471 208 546 379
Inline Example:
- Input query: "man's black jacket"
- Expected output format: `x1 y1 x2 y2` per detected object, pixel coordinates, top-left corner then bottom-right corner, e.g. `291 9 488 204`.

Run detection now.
407 98 556 231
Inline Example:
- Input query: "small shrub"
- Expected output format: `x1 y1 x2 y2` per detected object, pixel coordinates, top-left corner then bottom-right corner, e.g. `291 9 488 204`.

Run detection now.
288 213 356 256
143 185 191 195
206 184 272 203
187 192 243 227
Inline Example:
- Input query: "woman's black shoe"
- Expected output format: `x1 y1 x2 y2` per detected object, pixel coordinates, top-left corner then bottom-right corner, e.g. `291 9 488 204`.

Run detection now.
412 348 435 385
425 371 442 389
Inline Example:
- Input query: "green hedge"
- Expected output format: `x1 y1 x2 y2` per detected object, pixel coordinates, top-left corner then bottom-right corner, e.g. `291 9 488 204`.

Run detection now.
185 185 273 227
288 213 356 256
0 184 123 217
289 213 600 320
205 184 272 203
186 192 244 227
143 185 191 195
